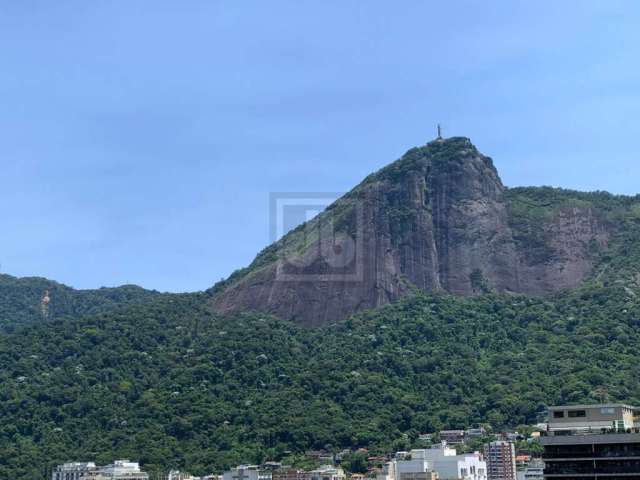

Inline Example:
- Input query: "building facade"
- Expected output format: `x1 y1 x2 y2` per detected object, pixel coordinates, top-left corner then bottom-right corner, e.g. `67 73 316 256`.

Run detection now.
223 466 272 480
542 404 640 480
547 404 636 434
484 442 516 480
52 462 97 480
379 446 486 480
53 461 148 480
94 460 149 480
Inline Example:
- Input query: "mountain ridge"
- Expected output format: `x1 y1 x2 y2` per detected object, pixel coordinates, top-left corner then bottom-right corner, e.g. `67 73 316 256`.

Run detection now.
210 137 637 326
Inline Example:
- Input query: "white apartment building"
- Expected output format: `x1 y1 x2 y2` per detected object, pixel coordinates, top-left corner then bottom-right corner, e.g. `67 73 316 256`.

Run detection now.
95 460 149 480
52 462 97 480
52 460 148 480
379 446 486 480
308 466 345 480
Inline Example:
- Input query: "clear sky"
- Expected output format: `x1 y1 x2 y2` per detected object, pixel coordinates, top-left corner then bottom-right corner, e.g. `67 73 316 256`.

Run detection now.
1 1 639 292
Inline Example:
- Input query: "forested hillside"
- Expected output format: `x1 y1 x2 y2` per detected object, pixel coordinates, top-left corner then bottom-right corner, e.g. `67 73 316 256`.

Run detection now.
0 274 162 332
2 278 640 477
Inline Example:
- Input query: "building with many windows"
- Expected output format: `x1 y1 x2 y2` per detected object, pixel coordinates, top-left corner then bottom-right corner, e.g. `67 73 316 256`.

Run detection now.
547 404 636 434
52 462 97 480
484 442 516 480
52 461 148 480
542 404 640 480
379 446 486 480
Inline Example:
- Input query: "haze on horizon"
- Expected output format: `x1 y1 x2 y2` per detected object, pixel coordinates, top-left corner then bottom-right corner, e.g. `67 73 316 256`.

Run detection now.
1 1 639 292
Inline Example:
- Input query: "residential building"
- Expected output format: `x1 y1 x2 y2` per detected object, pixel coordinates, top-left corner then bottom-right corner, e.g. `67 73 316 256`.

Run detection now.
379 446 486 480
484 442 516 480
223 466 271 480
518 460 543 480
541 404 640 479
466 428 486 439
440 431 466 445
547 404 637 434
94 460 149 480
416 446 486 480
52 462 97 480
308 465 345 480
272 468 311 480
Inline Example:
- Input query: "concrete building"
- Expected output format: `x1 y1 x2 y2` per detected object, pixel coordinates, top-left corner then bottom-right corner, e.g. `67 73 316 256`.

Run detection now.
308 466 345 480
517 460 543 480
52 462 97 480
272 468 311 480
484 442 516 480
465 428 486 439
440 431 466 445
53 461 148 480
223 466 271 480
547 404 637 434
94 460 149 480
542 404 640 479
379 446 486 480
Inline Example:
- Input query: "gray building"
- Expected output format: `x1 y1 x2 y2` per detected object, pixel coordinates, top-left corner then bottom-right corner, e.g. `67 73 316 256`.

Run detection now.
542 404 640 479
547 404 636 434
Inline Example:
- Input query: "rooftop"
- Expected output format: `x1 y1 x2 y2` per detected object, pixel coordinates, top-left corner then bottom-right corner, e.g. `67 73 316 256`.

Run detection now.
548 404 637 410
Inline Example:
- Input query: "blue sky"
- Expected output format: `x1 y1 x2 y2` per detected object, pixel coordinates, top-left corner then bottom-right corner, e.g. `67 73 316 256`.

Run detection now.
1 1 639 292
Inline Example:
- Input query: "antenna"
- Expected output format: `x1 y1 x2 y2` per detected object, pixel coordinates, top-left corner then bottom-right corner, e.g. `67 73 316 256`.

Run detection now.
437 124 443 139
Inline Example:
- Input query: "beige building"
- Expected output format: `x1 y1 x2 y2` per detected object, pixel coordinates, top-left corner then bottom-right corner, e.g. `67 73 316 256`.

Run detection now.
547 404 636 433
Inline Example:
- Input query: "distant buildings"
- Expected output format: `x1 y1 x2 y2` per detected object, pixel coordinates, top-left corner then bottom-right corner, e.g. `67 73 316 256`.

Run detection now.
484 442 516 480
440 430 466 445
516 459 543 480
52 462 97 480
52 460 149 480
223 466 271 480
308 466 345 480
272 468 311 480
541 403 640 479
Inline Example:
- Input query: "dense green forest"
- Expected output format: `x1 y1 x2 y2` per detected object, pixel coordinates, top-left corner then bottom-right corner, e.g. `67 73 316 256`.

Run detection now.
3 169 640 478
2 277 640 477
0 274 161 332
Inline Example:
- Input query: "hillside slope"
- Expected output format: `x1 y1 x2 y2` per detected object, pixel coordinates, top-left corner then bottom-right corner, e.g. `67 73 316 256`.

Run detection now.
210 137 640 326
0 274 162 332
2 282 640 477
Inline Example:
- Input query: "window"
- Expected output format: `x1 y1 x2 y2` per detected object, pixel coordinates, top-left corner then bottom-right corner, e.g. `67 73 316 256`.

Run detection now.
568 410 586 417
553 411 565 418
601 407 615 415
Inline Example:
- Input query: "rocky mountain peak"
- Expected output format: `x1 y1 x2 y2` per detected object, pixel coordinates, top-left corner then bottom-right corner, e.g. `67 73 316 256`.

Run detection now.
210 138 612 326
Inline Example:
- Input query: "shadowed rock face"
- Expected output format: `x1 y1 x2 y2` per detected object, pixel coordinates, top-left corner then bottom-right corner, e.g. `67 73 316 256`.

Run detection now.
210 137 611 326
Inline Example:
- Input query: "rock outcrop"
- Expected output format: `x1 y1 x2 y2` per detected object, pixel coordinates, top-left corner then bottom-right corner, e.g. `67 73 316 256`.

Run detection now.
210 137 612 326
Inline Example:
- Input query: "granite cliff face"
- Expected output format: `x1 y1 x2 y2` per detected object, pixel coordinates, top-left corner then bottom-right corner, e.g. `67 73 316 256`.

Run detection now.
210 137 614 326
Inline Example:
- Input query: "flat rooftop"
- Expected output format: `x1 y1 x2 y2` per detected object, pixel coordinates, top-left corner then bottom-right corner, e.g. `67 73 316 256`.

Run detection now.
548 404 637 410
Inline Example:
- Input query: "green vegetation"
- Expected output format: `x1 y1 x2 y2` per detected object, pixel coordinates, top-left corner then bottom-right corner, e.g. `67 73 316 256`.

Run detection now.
0 274 161 332
2 275 640 477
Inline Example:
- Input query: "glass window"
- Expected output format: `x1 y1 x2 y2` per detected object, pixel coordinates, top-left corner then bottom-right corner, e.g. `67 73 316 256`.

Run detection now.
568 410 586 417
601 407 615 414
553 411 565 418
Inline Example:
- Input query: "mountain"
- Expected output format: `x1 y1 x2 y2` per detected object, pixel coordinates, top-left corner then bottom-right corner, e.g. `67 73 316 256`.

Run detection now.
3 136 640 478
0 274 162 332
210 137 638 326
